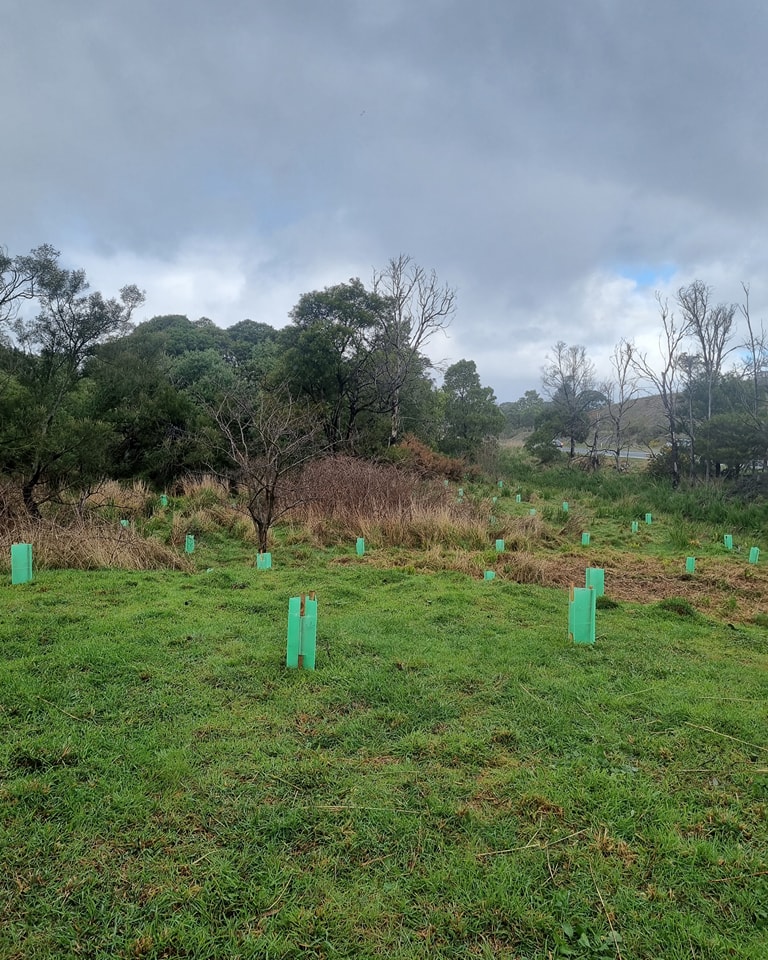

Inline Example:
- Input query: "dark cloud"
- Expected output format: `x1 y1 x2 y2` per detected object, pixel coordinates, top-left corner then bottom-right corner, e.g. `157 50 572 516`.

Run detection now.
3 0 767 400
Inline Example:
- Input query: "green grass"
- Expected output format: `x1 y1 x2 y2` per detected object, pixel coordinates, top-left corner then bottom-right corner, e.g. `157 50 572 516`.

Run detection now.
1 547 767 959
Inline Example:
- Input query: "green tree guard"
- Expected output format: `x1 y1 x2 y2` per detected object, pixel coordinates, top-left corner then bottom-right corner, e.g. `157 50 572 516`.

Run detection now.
585 567 605 597
569 585 596 644
356 537 365 556
11 544 33 585
286 593 318 670
723 534 733 550
257 552 272 570
686 556 696 573
185 534 195 553
631 521 639 533
483 570 496 580
529 508 537 516
444 479 449 488
562 502 569 512
492 496 498 504
581 532 590 546
160 495 169 507
515 494 522 503
498 480 503 489
645 513 652 524
120 519 130 528
495 539 505 552
458 488 464 498
749 547 760 564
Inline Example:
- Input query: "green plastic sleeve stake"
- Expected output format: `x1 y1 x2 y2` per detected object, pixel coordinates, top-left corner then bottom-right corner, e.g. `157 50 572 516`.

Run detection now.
749 546 760 564
495 539 505 552
120 519 130 528
492 496 498 504
444 479 449 487
185 534 195 553
562 501 569 512
515 494 522 503
685 556 696 573
581 532 590 546
529 508 537 516
631 521 639 533
458 488 464 498
569 585 596 645
585 567 605 597
160 495 168 507
11 543 33 585
498 480 503 489
257 552 272 570
483 570 496 580
356 537 365 556
645 513 652 525
723 534 733 550
286 593 318 670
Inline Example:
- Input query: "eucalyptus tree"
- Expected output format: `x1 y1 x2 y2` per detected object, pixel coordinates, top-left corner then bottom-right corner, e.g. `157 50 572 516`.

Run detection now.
2 257 145 514
541 342 602 457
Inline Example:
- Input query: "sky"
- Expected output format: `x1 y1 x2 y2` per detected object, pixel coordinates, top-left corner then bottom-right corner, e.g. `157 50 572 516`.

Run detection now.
3 0 768 402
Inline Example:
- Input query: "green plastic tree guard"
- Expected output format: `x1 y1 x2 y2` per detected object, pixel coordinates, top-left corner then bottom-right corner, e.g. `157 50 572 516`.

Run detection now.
562 501 569 512
749 546 760 564
515 494 522 503
631 521 639 533
569 585 596 644
160 495 169 507
498 480 503 489
585 567 605 597
120 519 130 528
492 496 498 504
483 570 496 580
723 534 733 550
529 508 537 516
458 488 464 498
443 479 449 488
581 532 590 546
356 537 365 556
185 534 195 554
495 539 504 552
686 556 696 573
11 544 33 585
286 593 318 670
257 552 272 570
645 513 652 525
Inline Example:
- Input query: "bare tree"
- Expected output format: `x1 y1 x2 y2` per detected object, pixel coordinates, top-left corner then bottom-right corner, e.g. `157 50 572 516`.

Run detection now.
632 294 691 487
676 280 737 478
604 339 641 469
541 342 600 458
371 254 455 445
0 244 58 329
208 389 324 552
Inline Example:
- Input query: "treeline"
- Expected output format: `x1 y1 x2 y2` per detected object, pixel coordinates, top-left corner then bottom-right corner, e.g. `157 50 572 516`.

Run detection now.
0 247 504 520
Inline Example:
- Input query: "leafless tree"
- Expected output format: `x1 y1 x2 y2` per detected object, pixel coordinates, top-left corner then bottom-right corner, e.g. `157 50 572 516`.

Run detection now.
603 339 641 469
208 389 324 552
371 254 455 445
541 341 599 458
676 280 737 479
632 294 691 487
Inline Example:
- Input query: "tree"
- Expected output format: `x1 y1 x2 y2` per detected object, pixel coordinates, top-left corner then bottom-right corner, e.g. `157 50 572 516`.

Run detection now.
541 342 601 457
631 294 691 487
0 244 58 328
676 281 737 479
371 255 455 445
275 279 391 450
207 388 324 551
439 359 504 459
3 258 145 514
603 340 641 469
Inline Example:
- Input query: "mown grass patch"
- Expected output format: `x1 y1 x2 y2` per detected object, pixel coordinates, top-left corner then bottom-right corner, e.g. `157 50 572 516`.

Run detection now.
1 554 766 959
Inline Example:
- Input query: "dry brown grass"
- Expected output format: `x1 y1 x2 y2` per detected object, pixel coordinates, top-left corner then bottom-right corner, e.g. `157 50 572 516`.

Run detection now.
0 516 191 572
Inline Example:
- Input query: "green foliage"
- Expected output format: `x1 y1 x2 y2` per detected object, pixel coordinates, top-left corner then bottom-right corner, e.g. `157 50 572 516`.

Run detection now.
439 359 504 459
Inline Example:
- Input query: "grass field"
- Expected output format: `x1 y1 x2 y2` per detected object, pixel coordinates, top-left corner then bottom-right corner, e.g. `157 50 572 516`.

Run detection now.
1 481 767 959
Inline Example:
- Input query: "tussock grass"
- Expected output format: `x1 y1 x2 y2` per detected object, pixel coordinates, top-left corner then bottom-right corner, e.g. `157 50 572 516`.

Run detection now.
0 516 190 571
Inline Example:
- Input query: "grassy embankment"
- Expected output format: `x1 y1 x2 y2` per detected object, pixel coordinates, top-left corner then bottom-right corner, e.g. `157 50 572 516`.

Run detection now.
1 465 767 958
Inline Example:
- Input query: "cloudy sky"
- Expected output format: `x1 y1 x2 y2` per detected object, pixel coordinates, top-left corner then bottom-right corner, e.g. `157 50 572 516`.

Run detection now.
3 0 767 401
